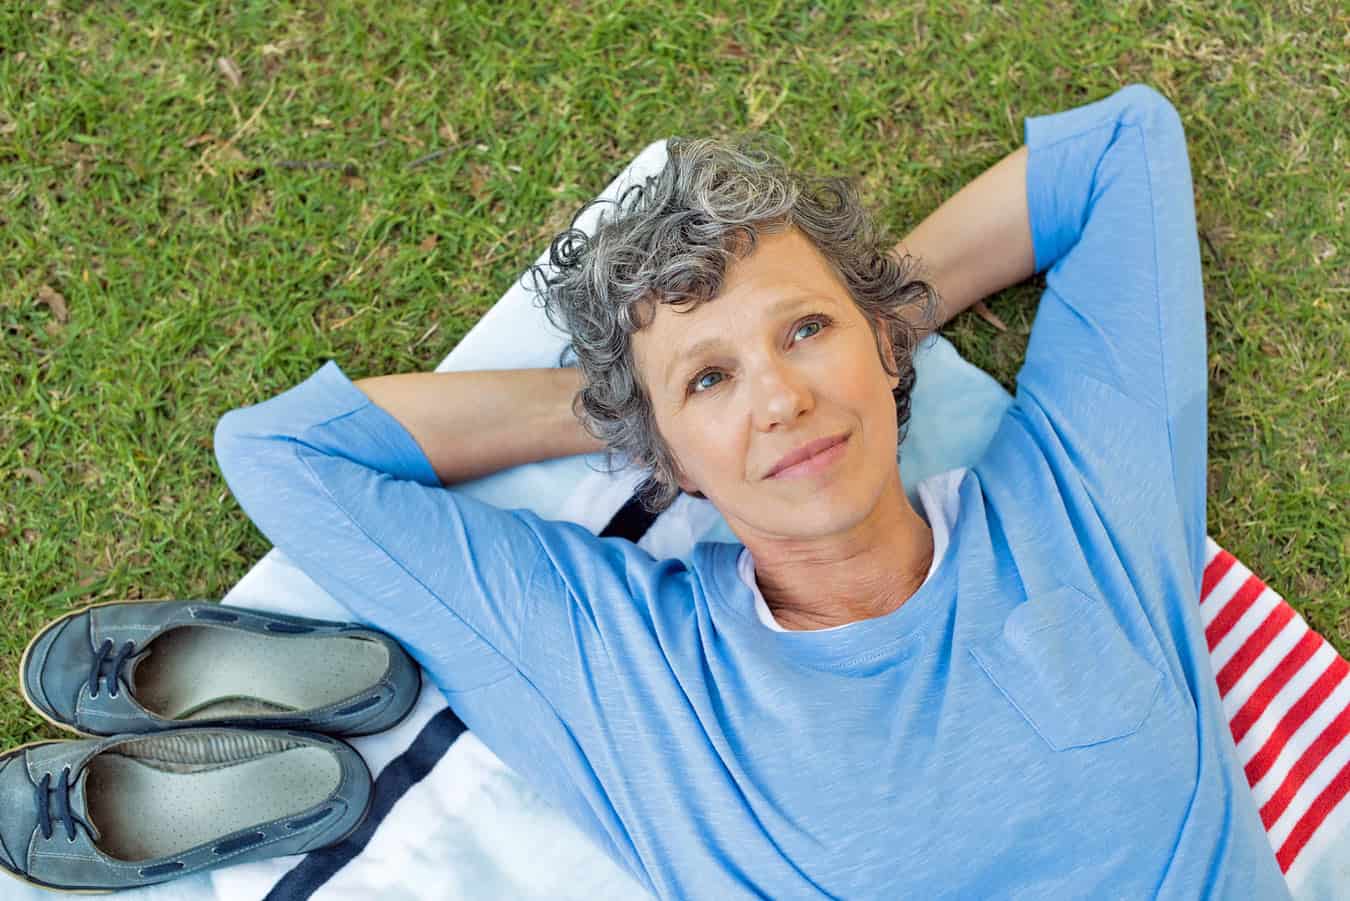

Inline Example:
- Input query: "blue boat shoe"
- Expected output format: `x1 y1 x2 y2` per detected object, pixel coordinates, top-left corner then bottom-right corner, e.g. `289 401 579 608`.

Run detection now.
0 727 372 894
21 599 421 738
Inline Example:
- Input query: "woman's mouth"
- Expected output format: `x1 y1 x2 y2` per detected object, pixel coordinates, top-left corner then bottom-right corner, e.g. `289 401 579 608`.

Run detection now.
767 433 850 480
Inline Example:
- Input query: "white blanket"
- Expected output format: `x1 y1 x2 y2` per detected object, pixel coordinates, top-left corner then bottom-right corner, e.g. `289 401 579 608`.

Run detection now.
16 139 1343 901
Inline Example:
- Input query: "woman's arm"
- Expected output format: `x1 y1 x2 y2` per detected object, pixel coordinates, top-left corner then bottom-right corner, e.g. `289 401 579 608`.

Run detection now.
353 367 605 487
214 356 626 697
892 145 1035 334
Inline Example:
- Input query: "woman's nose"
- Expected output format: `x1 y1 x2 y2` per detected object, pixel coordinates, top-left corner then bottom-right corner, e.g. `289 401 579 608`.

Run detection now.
751 360 813 430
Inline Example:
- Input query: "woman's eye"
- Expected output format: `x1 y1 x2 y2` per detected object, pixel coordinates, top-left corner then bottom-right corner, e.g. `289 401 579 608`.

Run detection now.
687 316 831 396
794 319 824 341
689 370 724 394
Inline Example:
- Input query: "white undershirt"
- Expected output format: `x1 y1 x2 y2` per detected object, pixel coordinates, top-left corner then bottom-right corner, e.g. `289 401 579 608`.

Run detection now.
739 467 966 632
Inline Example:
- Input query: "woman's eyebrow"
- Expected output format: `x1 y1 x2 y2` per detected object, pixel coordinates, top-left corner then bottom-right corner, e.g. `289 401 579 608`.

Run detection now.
661 295 830 389
664 336 725 387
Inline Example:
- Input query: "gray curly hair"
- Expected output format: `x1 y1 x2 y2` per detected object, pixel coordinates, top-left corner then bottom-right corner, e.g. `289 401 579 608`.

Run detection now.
523 132 940 514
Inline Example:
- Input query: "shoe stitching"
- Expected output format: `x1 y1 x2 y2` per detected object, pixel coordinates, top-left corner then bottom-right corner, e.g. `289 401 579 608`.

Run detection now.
82 711 149 720
30 851 102 862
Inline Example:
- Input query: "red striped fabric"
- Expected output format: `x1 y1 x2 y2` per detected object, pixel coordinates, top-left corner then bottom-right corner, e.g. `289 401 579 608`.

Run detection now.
1201 538 1350 878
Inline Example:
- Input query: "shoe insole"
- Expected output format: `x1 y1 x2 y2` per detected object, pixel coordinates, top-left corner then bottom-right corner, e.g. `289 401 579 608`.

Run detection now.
86 747 339 861
131 627 388 721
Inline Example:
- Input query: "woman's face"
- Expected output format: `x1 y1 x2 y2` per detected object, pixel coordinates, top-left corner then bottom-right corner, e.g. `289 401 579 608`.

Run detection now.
631 225 902 541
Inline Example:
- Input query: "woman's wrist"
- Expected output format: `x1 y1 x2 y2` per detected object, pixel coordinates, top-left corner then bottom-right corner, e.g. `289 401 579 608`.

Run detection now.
552 366 609 459
354 366 605 486
893 145 1035 332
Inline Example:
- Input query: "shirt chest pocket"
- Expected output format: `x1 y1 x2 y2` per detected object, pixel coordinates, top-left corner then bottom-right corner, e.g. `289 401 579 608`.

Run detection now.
969 585 1164 752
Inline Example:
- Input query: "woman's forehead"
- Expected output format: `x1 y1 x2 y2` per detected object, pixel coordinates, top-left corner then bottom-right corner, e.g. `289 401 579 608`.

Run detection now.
645 229 846 333
636 293 846 395
631 226 852 373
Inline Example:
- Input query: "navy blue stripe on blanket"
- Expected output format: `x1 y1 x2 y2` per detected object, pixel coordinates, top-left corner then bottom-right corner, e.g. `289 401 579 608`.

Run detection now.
263 707 469 901
600 493 658 542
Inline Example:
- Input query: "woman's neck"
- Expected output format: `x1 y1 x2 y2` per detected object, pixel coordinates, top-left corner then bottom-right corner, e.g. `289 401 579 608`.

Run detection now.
745 476 935 631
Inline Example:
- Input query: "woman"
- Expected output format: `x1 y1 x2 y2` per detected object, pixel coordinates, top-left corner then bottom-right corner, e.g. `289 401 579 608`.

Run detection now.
214 84 1291 898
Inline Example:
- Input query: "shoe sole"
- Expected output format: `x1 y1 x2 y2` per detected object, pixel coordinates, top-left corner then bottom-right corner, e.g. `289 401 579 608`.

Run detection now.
0 734 375 895
19 597 179 740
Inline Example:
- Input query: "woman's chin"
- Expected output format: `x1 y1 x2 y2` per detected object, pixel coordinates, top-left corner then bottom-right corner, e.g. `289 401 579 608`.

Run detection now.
729 495 866 541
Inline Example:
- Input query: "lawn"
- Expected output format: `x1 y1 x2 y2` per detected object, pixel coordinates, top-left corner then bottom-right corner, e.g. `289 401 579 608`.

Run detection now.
1 0 1345 749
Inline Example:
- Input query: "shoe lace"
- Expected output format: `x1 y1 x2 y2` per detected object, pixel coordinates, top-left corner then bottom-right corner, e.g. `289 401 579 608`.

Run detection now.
34 766 79 842
88 638 137 700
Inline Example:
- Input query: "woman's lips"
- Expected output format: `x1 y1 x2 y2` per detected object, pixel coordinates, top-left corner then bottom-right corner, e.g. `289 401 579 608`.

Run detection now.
767 433 850 480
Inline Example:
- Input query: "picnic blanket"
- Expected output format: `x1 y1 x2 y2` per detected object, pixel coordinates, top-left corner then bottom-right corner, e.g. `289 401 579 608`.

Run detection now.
15 139 1344 900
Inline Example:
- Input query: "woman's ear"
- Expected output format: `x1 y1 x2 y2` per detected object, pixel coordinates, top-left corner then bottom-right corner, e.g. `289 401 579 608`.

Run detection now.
671 455 704 499
675 468 702 498
880 331 901 391
676 477 707 501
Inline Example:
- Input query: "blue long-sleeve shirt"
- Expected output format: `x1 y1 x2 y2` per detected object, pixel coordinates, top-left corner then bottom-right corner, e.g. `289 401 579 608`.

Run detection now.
214 85 1290 899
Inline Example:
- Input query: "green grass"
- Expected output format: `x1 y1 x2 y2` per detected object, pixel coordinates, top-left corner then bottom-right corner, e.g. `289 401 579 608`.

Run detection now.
1 0 1345 748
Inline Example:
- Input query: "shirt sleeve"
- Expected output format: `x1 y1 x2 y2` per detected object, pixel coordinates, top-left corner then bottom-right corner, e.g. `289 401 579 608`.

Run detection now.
212 359 659 702
1014 83 1208 586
